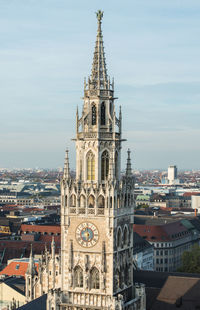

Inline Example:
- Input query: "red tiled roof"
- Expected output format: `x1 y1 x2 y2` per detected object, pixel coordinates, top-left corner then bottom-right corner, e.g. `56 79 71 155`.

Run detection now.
39 235 60 243
20 224 61 234
0 240 60 265
183 192 200 197
134 221 189 242
0 261 38 278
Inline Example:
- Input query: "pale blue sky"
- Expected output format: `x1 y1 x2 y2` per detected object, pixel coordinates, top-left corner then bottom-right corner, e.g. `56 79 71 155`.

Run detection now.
0 0 200 170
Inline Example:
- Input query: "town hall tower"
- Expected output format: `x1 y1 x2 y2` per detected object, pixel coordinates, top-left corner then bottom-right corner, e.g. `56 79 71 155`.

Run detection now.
26 11 145 310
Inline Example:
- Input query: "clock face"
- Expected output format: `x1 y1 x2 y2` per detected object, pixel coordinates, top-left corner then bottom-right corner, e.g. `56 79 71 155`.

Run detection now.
76 222 99 247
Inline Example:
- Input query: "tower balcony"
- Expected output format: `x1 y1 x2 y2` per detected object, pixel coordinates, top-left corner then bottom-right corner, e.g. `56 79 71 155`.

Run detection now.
84 89 114 98
69 206 105 216
77 132 120 140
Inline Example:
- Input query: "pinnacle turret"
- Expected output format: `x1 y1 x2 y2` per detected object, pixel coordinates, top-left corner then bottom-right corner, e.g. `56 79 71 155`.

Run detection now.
26 245 37 276
51 236 55 258
126 149 132 177
63 149 70 180
90 10 108 90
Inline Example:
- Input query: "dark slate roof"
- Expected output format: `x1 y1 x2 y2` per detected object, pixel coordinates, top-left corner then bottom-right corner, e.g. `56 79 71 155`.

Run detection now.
134 215 176 225
1 276 25 295
189 217 200 232
133 232 153 255
17 294 47 310
133 270 200 289
151 276 200 310
134 270 200 310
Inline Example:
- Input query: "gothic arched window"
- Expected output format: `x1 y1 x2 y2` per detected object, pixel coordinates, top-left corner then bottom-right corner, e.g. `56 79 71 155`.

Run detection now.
117 228 122 248
70 194 76 207
101 150 109 181
101 102 106 125
87 151 95 181
88 195 95 208
123 226 128 246
74 266 83 288
90 267 100 289
97 195 105 208
92 104 96 125
80 195 86 208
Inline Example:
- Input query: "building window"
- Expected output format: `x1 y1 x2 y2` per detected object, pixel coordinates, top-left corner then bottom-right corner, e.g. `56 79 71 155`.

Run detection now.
101 150 109 181
87 151 95 181
74 266 83 288
92 104 96 125
90 267 100 289
101 102 106 125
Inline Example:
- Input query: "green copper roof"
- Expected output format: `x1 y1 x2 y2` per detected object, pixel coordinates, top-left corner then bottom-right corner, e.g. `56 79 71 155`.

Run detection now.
136 195 150 201
181 219 195 230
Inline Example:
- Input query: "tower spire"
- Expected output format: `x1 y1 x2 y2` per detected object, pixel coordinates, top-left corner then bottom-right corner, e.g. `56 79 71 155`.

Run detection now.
90 10 108 90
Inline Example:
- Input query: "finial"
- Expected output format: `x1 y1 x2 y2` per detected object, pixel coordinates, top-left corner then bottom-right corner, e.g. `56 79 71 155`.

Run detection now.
51 235 55 245
96 10 104 22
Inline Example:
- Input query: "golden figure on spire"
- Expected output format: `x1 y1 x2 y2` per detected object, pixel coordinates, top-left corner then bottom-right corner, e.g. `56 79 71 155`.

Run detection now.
96 10 103 22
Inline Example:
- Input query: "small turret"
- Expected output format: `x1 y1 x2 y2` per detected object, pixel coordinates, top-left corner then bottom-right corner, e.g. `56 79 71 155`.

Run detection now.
25 245 37 302
26 245 37 276
51 236 55 259
63 149 70 180
126 149 132 177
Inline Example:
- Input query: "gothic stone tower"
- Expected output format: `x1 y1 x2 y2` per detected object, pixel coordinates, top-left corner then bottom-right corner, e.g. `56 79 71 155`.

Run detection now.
47 11 145 310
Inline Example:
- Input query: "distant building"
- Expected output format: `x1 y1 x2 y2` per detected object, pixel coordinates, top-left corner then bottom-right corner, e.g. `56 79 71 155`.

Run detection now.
168 165 179 185
191 195 200 211
134 219 200 272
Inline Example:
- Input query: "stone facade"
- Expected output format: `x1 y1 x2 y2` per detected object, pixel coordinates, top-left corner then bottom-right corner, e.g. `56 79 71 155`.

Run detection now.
25 11 146 310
